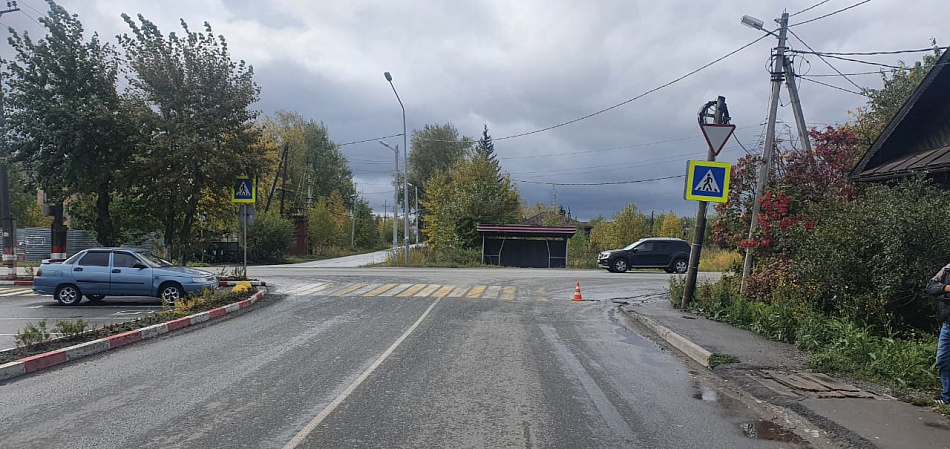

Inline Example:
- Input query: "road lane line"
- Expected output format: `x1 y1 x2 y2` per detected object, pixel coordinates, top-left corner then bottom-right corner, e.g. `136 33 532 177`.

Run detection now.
295 283 331 296
283 298 442 449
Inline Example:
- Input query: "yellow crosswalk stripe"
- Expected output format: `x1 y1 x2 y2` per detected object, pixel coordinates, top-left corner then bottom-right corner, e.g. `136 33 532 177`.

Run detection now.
447 286 468 297
432 285 455 298
397 284 427 297
296 283 332 296
482 286 501 299
0 288 32 297
501 286 516 301
466 285 486 298
414 284 441 297
364 284 398 297
331 283 368 296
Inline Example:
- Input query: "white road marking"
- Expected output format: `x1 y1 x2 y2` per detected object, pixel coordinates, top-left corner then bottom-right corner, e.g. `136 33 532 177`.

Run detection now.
283 297 442 449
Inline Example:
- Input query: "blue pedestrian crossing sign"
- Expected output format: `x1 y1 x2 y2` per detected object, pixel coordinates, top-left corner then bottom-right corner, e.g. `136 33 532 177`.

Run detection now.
232 176 256 203
684 160 731 203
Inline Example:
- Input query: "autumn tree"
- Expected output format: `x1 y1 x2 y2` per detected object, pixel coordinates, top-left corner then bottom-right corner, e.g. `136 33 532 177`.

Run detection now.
408 123 472 191
119 14 267 262
421 152 520 249
658 212 683 238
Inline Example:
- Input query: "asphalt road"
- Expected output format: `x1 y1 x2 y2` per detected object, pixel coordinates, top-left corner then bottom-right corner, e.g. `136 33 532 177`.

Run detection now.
0 291 165 349
0 268 795 448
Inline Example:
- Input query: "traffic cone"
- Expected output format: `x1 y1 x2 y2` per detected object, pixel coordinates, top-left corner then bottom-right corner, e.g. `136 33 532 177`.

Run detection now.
572 282 583 301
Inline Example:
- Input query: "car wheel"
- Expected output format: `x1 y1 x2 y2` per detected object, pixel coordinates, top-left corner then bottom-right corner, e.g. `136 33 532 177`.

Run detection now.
159 282 185 306
673 258 688 274
86 294 106 302
55 284 83 305
611 258 628 273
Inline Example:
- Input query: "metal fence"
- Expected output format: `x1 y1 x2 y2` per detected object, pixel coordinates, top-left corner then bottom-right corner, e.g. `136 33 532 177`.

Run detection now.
1 228 162 262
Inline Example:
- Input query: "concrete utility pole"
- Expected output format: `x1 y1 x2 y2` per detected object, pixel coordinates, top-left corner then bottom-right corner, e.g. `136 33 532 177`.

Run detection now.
681 96 729 309
741 12 811 294
383 71 410 266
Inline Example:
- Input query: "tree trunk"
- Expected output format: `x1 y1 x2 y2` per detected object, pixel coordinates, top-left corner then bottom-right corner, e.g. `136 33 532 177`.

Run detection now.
178 168 204 266
94 180 115 247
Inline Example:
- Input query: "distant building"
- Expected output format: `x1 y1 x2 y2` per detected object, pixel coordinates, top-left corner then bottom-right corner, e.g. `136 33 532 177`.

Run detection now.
522 208 592 235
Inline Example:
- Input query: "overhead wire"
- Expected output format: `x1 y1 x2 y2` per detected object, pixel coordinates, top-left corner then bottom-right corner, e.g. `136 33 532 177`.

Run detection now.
792 47 949 56
788 28 865 92
790 0 834 17
512 174 685 187
789 0 872 27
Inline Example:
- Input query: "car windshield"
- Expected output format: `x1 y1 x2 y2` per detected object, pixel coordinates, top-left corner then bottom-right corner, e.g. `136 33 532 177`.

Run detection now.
138 252 174 268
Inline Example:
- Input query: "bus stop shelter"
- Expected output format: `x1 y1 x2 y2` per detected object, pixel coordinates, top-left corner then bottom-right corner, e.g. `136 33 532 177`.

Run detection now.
476 224 577 268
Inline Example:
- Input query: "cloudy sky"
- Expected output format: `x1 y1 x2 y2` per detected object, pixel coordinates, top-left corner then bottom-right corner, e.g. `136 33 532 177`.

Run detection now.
2 0 947 220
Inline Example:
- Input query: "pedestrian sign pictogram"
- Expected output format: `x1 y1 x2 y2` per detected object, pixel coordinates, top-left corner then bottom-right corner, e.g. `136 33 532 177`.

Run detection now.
232 176 256 203
684 160 731 203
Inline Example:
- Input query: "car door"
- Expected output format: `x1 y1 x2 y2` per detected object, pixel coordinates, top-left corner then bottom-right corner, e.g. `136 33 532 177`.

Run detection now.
628 241 656 267
72 251 112 294
110 251 153 296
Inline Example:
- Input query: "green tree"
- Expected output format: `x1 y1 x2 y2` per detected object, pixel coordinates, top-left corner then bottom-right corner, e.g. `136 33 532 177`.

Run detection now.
261 111 355 214
408 123 472 191
475 124 498 165
848 47 942 146
246 212 293 263
3 1 137 245
119 14 267 263
421 152 520 249
590 204 651 250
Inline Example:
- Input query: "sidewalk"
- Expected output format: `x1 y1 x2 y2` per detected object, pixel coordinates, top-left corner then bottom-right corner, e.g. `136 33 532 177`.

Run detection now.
620 297 950 449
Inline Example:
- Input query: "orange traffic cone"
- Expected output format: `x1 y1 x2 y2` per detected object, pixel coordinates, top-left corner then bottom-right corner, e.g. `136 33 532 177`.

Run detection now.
572 282 583 301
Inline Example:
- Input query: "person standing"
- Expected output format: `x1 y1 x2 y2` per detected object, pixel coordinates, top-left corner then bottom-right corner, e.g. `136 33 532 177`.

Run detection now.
926 263 950 404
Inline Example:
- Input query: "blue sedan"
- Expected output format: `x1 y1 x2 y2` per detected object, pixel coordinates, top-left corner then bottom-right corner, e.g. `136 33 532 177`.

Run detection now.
32 248 218 305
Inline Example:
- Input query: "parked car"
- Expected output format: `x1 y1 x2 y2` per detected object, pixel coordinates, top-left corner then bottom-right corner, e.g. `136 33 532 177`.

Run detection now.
597 238 691 273
32 248 218 305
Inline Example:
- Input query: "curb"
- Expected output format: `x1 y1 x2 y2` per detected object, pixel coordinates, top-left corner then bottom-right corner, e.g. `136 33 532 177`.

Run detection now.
0 289 265 382
218 280 266 287
621 308 713 368
0 280 34 286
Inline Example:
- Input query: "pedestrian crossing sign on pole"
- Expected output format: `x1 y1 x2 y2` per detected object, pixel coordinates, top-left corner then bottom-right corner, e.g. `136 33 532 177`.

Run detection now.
232 176 256 203
684 160 731 203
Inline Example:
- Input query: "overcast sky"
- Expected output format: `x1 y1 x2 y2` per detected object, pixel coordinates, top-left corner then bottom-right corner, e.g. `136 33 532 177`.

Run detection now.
3 0 947 220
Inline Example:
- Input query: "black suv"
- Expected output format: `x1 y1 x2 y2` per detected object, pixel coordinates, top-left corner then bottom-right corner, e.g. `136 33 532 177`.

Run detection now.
597 238 691 273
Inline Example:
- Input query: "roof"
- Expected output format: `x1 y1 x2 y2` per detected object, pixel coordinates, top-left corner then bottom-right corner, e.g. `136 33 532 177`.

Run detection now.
477 224 577 239
851 48 950 181
522 211 591 229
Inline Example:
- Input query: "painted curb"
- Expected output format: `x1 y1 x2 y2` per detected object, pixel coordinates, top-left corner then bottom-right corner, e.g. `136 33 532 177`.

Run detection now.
218 280 267 287
0 289 265 383
622 309 713 368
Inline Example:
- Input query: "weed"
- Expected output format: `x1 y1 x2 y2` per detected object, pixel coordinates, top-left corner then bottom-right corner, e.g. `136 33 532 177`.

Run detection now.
14 319 51 349
709 353 740 367
52 319 88 339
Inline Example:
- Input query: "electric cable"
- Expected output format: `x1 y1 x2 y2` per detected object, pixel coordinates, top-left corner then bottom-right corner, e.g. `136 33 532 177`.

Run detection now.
790 0 872 27
788 28 865 92
790 0 834 17
511 174 685 186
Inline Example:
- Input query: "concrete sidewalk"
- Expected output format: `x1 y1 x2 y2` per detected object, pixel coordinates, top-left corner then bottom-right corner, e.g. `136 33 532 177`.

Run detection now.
620 296 950 449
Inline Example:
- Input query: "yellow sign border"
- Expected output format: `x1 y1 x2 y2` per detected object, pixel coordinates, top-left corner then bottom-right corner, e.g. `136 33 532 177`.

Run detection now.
684 160 731 203
232 176 256 204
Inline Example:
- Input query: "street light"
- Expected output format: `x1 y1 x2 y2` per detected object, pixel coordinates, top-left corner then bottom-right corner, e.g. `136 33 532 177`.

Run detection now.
384 71 410 266
378 140 399 259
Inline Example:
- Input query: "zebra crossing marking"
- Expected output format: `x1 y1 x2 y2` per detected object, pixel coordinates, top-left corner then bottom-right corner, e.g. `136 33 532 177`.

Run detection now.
465 286 486 298
501 287 516 301
397 284 427 297
432 285 455 298
414 284 441 297
447 286 469 298
295 283 332 296
0 288 34 297
482 286 501 299
364 284 398 297
331 283 368 296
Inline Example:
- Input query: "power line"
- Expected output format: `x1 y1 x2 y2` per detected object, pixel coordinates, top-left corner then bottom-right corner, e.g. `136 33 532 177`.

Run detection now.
790 0 834 17
788 29 864 92
490 33 771 142
791 47 949 56
797 75 866 96
815 54 902 69
790 0 872 27
512 174 685 186
338 133 403 147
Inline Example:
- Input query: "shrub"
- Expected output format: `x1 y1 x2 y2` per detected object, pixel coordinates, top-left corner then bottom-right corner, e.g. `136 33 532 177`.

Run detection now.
246 212 294 264
53 319 88 339
14 319 51 349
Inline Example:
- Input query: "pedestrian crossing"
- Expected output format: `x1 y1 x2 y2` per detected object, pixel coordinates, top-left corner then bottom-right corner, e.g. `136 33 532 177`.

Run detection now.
280 282 548 302
0 287 36 297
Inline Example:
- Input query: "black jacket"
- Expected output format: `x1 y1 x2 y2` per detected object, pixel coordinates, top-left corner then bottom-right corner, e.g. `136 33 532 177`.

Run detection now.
926 263 950 324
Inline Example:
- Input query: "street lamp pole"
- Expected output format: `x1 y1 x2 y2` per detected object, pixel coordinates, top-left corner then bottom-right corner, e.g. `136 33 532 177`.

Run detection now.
378 141 399 259
384 72 410 266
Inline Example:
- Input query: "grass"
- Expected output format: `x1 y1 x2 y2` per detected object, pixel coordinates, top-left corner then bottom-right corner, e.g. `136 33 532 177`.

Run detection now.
709 353 741 367
698 248 742 272
670 276 943 399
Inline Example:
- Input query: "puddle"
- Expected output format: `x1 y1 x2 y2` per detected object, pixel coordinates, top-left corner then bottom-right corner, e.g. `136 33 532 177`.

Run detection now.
740 420 807 444
690 384 718 402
